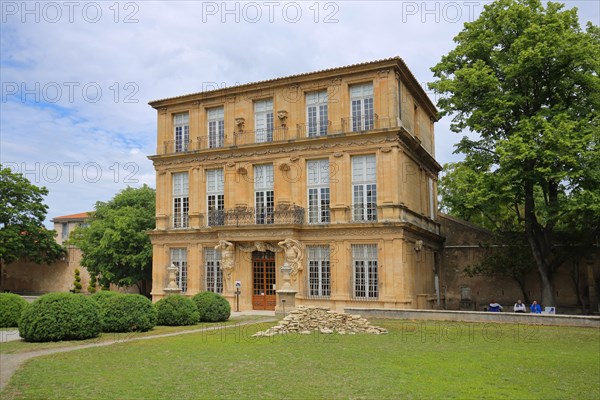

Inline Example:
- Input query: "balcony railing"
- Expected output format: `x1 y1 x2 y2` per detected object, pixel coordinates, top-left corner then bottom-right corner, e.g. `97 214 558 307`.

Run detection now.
163 136 227 153
206 205 305 227
233 127 289 146
161 115 399 155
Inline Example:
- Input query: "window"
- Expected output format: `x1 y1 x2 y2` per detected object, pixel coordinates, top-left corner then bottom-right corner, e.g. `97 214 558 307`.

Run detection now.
171 248 188 293
61 223 68 240
254 99 273 143
174 112 190 152
306 91 328 137
350 83 374 132
352 155 377 221
307 245 330 297
172 172 189 228
352 244 378 299
413 102 420 137
307 159 330 224
207 107 225 148
207 169 224 226
205 248 223 293
254 164 274 224
428 176 436 220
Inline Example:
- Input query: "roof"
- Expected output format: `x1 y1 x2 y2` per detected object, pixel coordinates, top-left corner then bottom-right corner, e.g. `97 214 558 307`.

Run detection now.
51 212 91 221
148 57 439 118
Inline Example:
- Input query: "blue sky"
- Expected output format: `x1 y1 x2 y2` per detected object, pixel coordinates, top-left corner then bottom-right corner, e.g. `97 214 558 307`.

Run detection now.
1 0 598 226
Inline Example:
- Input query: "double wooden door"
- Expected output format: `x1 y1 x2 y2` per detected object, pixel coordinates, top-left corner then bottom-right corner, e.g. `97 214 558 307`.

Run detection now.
252 251 276 310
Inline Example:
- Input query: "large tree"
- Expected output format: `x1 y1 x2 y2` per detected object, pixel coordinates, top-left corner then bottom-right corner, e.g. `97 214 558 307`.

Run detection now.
0 166 65 267
431 0 600 306
69 185 155 294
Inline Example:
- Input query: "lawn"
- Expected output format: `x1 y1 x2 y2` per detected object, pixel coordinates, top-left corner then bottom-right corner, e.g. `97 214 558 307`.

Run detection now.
2 319 599 399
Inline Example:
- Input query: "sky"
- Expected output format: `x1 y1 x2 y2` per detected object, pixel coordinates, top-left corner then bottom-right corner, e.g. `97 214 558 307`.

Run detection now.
1 0 598 227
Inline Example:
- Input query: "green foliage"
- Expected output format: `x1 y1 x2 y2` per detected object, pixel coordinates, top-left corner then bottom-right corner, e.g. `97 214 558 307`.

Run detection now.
431 0 600 305
192 291 231 322
0 293 29 327
87 275 97 294
91 290 121 305
155 295 199 326
100 294 156 332
72 268 82 293
18 293 101 342
69 185 155 294
0 166 66 264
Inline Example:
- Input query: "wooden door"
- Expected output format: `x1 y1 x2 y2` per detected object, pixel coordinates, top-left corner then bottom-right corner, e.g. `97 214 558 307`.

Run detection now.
252 251 276 310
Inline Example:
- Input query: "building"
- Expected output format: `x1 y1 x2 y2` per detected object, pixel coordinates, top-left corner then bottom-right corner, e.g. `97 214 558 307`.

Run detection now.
148 57 443 311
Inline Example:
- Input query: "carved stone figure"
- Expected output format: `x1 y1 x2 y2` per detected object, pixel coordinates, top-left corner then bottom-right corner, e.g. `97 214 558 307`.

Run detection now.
215 240 235 280
278 238 304 280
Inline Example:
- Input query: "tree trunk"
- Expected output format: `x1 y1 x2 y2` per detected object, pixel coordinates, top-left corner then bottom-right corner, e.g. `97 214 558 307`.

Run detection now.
524 179 556 307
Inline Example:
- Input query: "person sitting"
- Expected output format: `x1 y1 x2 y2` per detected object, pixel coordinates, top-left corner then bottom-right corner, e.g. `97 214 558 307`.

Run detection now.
513 299 526 313
488 300 503 312
530 300 542 314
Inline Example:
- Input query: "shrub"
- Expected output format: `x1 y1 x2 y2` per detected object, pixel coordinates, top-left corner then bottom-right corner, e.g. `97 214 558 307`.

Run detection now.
18 293 101 342
192 291 231 322
72 269 82 293
101 294 156 332
0 293 29 328
91 290 121 306
87 275 97 294
155 295 199 326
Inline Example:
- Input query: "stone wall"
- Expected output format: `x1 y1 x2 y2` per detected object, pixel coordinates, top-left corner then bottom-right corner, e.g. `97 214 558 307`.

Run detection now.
439 214 600 313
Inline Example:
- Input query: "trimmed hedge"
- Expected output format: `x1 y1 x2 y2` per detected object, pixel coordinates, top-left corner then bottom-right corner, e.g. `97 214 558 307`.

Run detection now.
0 293 29 327
18 293 101 342
155 295 199 326
90 290 121 306
101 294 157 332
192 291 231 322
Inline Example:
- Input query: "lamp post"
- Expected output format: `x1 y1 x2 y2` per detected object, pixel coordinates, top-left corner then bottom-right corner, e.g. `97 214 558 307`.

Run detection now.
281 299 286 317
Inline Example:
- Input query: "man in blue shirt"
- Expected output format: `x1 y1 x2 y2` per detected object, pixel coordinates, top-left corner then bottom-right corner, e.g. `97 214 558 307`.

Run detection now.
530 300 542 314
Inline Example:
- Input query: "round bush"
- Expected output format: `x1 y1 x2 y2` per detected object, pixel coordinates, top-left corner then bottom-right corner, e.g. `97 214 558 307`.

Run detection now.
101 294 157 332
18 293 101 342
0 293 29 328
192 291 231 322
155 295 199 326
91 290 121 307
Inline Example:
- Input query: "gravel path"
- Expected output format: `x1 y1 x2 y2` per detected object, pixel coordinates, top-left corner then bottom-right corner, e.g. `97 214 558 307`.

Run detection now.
0 316 276 390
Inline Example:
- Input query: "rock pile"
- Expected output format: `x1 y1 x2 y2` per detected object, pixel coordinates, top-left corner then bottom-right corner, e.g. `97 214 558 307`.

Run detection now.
253 306 388 337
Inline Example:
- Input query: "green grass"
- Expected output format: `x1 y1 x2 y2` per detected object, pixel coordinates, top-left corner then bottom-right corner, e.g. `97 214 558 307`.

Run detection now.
0 316 258 355
2 319 599 399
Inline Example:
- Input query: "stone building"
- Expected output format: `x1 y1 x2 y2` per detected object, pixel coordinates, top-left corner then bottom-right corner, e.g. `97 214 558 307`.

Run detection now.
147 57 444 311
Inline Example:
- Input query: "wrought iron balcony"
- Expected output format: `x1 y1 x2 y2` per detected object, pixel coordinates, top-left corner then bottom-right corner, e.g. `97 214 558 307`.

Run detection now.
206 205 305 227
160 115 401 155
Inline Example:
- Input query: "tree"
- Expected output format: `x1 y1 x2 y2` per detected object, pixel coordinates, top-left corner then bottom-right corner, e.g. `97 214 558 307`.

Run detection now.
431 0 600 306
0 166 65 267
69 185 155 294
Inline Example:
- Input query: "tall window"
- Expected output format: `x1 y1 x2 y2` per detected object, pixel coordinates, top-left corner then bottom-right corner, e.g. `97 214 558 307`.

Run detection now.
307 245 330 297
307 159 330 224
174 112 189 152
254 164 274 224
352 155 377 221
207 169 224 226
254 99 273 143
428 176 436 220
172 172 189 228
207 107 225 148
171 248 187 293
61 223 68 240
350 83 374 132
352 244 378 299
205 248 223 293
306 90 328 137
